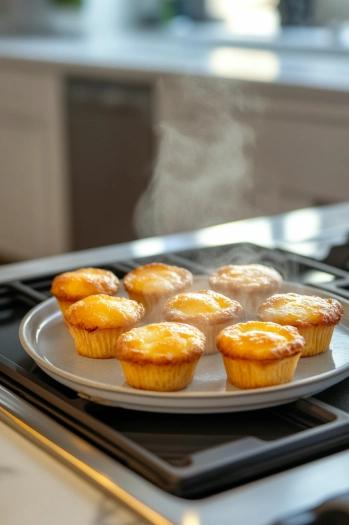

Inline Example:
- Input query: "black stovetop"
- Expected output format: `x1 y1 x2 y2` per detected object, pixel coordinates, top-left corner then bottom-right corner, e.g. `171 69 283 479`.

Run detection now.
2 242 349 500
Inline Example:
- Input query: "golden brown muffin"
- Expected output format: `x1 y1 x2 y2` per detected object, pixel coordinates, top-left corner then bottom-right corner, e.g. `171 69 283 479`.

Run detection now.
115 322 205 391
51 267 119 315
208 264 283 320
64 294 145 359
216 321 304 389
123 262 193 320
257 293 344 357
162 289 242 355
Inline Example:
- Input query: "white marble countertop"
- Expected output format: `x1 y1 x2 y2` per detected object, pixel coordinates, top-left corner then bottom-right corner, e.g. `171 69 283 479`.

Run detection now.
1 30 349 92
0 420 148 525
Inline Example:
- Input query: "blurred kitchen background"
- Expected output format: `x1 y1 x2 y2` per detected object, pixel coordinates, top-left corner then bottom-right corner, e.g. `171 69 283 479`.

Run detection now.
1 0 349 262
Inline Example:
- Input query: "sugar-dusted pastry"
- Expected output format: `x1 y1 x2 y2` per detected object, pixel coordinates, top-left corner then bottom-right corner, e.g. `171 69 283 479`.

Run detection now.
162 289 242 355
51 267 119 315
257 293 344 357
208 264 282 319
114 322 205 391
64 294 145 358
123 262 193 320
216 321 304 389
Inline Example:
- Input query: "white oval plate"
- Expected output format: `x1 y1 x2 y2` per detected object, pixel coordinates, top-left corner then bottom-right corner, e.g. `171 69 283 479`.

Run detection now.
19 280 349 413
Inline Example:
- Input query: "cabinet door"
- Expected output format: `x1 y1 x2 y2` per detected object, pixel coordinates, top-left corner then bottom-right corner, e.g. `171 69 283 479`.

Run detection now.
0 114 48 259
67 79 154 249
0 68 69 260
155 76 349 235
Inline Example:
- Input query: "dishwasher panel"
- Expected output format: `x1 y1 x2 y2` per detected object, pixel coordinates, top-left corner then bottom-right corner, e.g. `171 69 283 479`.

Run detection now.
67 77 155 249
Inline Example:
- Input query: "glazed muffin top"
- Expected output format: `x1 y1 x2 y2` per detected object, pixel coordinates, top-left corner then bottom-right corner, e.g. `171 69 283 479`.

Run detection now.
51 267 119 302
64 294 145 331
115 322 205 365
216 321 305 361
258 293 344 328
208 264 282 295
162 289 242 325
123 263 193 298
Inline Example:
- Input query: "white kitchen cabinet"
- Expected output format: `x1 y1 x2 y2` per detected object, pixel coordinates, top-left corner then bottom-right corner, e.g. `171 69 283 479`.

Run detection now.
0 68 69 260
147 75 349 237
137 76 318 236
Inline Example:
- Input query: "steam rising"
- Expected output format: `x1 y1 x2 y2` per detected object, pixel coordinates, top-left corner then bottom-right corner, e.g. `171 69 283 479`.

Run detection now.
134 76 269 239
193 244 293 279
